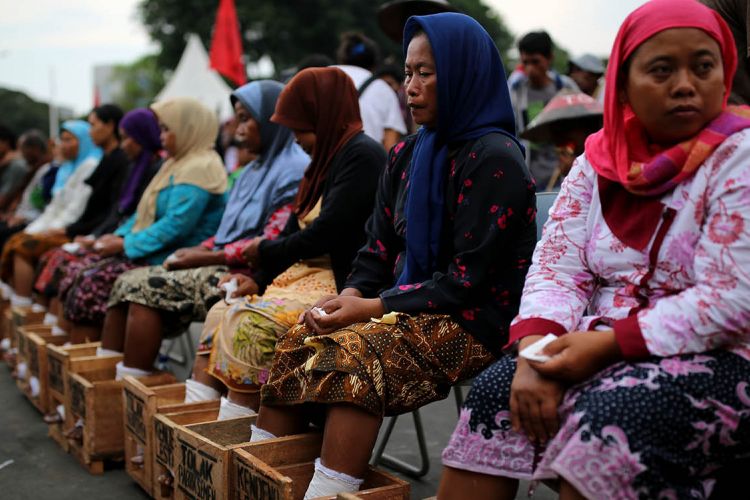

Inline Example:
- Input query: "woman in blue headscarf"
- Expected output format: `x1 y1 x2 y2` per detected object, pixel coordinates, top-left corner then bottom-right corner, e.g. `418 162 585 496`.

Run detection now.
0 119 103 303
96 80 309 376
250 13 537 499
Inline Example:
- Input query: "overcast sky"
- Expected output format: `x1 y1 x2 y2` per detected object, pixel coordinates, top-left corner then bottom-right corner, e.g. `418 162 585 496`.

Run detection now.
0 0 648 118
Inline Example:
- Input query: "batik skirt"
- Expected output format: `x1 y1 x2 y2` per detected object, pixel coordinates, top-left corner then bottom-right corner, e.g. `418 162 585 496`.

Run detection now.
107 265 227 338
261 312 495 417
442 350 750 499
0 231 70 282
62 256 139 325
201 259 337 393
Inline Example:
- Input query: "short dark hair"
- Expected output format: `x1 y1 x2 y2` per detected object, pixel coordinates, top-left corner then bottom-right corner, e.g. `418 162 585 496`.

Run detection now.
297 53 334 72
518 31 553 58
91 103 124 140
336 32 380 70
20 129 48 152
0 124 18 149
375 63 404 85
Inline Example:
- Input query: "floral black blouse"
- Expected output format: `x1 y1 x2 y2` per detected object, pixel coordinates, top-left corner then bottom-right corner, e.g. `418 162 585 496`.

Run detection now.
345 132 537 353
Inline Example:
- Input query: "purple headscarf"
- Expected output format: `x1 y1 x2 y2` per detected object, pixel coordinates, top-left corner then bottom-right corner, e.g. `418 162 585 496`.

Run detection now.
118 108 162 214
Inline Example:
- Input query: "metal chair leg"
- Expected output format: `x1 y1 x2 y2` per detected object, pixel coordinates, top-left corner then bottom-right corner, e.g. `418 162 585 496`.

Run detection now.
371 409 430 478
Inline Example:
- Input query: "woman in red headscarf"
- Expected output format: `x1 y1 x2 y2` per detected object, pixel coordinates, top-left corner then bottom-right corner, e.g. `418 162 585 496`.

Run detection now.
439 1 750 498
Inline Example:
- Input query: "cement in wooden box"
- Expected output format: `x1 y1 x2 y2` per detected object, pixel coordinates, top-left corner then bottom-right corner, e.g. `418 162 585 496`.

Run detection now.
232 434 410 500
21 327 69 413
46 342 103 452
173 415 257 500
123 377 220 496
153 404 221 500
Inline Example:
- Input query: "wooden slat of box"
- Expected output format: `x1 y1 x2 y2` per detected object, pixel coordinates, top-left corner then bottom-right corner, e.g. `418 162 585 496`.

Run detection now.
45 342 101 452
173 415 257 500
232 434 410 500
23 330 68 413
153 403 221 500
123 376 196 496
65 356 172 474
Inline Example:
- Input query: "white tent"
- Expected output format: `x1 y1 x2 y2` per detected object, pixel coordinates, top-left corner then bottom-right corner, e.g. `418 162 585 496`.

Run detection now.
155 33 234 121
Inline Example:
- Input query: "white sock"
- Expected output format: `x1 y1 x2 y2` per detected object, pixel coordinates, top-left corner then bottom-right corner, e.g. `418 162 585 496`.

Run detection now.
217 396 256 420
96 347 121 357
51 325 66 336
10 294 32 307
303 458 363 500
249 424 276 442
115 361 152 381
0 281 11 300
31 303 45 313
43 313 57 325
16 362 28 380
184 378 221 403
29 376 40 397
0 338 10 351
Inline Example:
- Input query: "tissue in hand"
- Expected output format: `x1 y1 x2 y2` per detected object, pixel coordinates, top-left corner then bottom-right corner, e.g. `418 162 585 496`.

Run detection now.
220 278 240 304
518 334 558 363
62 242 81 253
312 307 328 317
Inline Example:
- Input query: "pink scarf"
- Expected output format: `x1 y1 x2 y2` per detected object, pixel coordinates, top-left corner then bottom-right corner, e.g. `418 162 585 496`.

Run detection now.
585 0 747 196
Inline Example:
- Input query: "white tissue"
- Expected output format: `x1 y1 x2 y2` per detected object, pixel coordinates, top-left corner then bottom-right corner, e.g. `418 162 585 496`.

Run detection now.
31 303 45 313
312 307 328 317
0 338 10 351
165 253 178 263
93 241 104 251
519 333 558 363
29 376 40 397
61 242 81 254
220 278 240 304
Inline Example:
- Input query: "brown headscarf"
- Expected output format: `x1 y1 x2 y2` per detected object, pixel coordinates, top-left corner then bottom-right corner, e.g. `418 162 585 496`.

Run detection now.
133 97 227 231
270 67 363 217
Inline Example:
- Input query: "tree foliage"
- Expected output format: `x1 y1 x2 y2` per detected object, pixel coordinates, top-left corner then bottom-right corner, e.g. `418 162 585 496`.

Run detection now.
0 88 50 137
138 0 516 75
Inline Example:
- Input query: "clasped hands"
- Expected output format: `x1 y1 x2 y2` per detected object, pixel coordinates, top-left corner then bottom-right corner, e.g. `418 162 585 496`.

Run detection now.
510 330 621 445
298 288 385 336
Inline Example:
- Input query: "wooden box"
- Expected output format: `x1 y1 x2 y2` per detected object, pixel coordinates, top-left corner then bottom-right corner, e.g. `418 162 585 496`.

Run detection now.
7 306 45 369
11 305 45 331
46 342 102 452
0 299 9 343
232 434 410 500
20 327 69 413
123 378 220 496
173 415 257 500
65 354 174 474
153 404 221 500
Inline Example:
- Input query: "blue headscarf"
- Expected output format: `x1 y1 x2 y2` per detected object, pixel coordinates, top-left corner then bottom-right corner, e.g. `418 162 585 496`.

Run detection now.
213 80 309 246
397 13 522 285
52 119 102 195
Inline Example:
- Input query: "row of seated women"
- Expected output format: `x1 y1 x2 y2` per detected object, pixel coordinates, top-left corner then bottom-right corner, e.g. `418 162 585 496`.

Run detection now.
2 1 749 498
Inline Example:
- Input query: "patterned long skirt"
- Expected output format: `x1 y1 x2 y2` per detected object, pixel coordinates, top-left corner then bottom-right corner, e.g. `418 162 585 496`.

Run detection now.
107 265 227 338
201 260 337 393
62 256 139 325
442 350 750 499
261 313 495 417
33 247 98 297
0 231 70 282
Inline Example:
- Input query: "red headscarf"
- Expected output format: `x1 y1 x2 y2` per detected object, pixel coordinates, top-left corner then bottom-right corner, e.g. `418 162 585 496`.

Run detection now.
585 0 738 188
271 67 363 217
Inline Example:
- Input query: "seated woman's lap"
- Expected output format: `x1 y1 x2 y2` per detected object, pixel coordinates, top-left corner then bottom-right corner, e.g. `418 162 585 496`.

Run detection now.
445 350 750 497
261 313 495 417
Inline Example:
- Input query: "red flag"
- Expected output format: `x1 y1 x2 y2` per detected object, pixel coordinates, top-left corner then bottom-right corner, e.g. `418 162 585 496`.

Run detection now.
209 0 247 86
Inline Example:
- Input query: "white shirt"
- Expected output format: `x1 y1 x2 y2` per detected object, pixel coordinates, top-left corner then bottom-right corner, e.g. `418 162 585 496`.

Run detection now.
335 65 407 144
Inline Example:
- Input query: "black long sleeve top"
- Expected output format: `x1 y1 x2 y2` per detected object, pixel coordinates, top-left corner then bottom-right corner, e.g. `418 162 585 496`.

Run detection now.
65 148 130 238
345 133 537 354
253 132 386 292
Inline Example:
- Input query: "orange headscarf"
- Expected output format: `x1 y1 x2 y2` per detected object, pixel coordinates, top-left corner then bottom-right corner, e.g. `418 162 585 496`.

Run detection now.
270 67 363 217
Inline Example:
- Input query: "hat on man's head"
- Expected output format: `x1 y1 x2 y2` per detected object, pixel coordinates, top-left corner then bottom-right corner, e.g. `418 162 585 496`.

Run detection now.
521 90 603 144
569 53 606 75
378 0 458 42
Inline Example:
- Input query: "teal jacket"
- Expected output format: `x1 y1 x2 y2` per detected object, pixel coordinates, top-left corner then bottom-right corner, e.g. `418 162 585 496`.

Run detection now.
115 181 226 265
